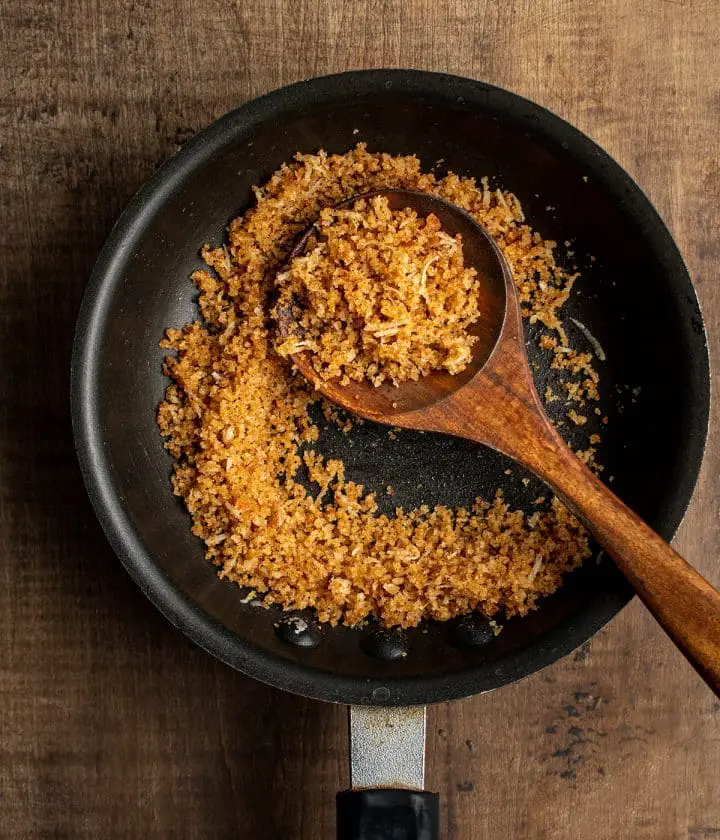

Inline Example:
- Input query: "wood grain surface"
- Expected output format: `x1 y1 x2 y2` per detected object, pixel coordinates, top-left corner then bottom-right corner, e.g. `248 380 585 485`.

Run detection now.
1 0 718 837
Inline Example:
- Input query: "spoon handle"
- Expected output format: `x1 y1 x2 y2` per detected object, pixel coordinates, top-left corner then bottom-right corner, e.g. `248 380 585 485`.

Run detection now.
521 427 720 696
444 325 720 694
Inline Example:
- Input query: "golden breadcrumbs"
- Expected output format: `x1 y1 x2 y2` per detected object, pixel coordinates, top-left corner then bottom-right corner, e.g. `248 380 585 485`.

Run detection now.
274 195 480 386
157 144 597 628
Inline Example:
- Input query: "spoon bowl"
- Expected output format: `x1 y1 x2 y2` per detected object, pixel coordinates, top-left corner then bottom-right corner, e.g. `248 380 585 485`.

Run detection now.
275 189 509 419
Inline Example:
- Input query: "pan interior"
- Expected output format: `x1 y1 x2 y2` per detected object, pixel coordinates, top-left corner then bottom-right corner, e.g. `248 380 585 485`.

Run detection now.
74 73 709 705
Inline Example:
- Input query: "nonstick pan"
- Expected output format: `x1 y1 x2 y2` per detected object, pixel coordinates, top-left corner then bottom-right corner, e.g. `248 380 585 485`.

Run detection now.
71 70 710 838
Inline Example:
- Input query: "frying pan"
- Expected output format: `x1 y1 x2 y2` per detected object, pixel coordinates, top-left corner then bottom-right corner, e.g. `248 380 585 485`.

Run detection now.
71 70 710 838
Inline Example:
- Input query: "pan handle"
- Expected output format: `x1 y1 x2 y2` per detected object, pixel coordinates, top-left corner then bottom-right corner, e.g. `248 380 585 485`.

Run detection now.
336 705 439 840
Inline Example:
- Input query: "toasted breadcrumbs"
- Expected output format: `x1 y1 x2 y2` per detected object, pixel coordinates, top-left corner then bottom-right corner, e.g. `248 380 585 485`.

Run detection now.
157 145 596 628
274 195 480 385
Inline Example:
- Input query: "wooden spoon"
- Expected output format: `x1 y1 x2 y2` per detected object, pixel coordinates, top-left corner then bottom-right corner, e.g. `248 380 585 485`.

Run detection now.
276 188 720 696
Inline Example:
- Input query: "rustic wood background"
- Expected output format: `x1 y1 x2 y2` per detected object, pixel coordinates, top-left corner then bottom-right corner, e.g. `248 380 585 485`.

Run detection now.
1 0 718 837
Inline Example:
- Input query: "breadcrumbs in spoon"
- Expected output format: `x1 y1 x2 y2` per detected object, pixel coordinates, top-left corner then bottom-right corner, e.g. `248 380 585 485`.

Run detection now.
274 195 481 386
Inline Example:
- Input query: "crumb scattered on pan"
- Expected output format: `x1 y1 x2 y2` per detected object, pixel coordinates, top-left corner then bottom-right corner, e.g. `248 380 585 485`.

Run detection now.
570 317 606 362
545 385 559 404
575 447 601 471
158 144 594 628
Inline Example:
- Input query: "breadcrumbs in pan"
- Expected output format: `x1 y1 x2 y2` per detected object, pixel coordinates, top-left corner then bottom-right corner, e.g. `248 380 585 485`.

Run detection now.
157 144 596 628
274 195 480 386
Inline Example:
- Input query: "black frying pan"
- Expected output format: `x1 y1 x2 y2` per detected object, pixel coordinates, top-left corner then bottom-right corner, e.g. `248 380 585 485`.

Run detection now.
71 71 710 838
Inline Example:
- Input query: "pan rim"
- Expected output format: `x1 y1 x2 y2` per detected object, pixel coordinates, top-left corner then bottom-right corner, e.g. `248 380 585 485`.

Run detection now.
71 69 710 706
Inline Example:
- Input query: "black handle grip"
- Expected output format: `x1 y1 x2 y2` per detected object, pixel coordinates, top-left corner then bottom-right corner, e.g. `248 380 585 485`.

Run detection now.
336 789 440 840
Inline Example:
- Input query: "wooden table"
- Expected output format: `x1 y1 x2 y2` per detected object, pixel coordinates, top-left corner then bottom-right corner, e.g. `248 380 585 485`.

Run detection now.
1 0 718 837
